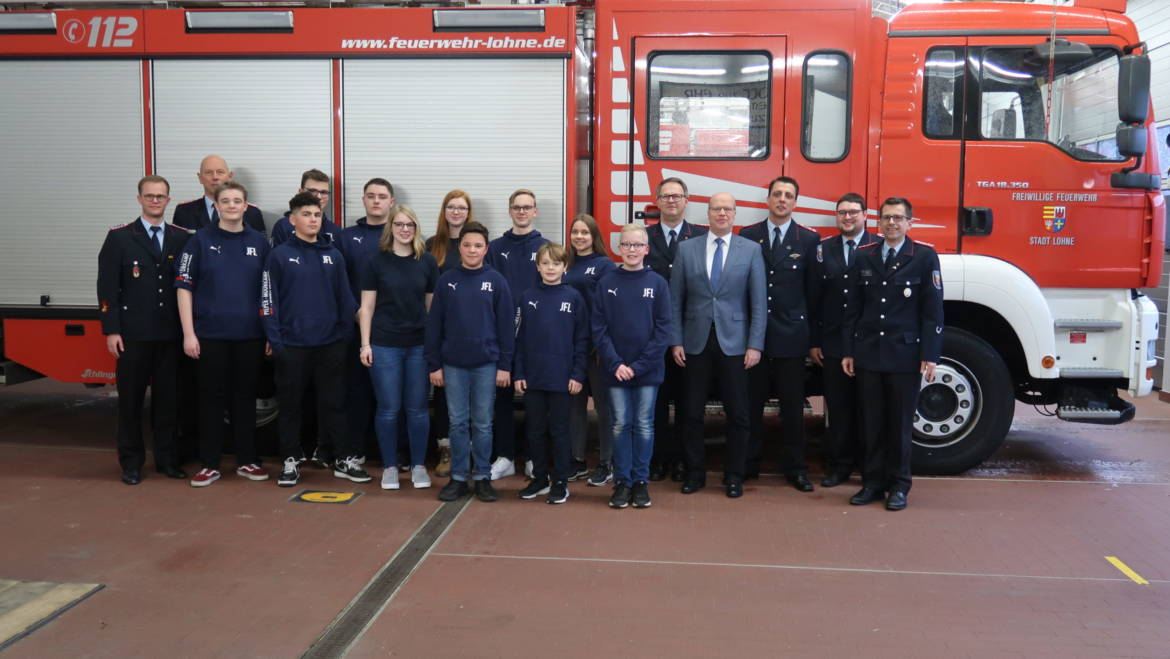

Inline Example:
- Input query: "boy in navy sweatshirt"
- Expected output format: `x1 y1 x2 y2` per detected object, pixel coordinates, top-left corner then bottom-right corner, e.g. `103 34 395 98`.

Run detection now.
426 221 515 503
261 191 367 487
485 189 548 480
513 243 588 504
592 223 672 509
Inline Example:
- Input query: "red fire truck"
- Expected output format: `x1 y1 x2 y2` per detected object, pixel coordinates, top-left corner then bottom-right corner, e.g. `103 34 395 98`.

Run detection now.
0 0 1161 473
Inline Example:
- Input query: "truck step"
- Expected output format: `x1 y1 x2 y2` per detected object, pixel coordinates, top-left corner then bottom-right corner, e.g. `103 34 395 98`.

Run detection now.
1057 406 1123 421
1053 319 1123 331
1059 367 1125 379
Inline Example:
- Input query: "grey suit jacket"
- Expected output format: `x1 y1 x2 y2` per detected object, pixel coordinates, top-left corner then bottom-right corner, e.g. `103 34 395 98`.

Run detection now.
669 233 767 356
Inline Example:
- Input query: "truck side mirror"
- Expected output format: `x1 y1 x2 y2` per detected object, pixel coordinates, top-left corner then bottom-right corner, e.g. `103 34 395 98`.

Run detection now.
1117 54 1150 124
1030 38 1092 66
1115 124 1146 158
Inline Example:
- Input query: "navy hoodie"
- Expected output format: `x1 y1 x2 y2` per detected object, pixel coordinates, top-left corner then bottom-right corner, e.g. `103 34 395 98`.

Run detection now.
592 266 672 387
261 233 356 351
425 265 514 372
513 282 588 392
564 252 616 335
175 224 269 340
271 212 337 247
338 217 387 301
487 229 547 310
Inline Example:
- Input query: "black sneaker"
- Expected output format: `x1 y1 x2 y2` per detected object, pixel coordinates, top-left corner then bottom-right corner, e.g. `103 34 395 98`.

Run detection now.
567 460 589 482
474 479 499 502
307 447 330 469
547 481 569 504
609 483 631 509
333 456 373 483
631 481 652 508
518 477 551 500
587 463 613 487
438 479 470 501
276 457 300 487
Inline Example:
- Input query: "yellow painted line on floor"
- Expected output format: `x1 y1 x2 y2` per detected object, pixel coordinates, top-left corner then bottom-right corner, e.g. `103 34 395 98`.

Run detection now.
1105 556 1149 585
0 582 102 642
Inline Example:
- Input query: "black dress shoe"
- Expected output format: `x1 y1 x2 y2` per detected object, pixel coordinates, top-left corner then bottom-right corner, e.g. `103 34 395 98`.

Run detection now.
159 466 188 480
885 491 908 511
820 471 850 488
849 487 885 505
648 462 667 482
121 469 142 485
744 469 760 481
725 481 743 498
670 461 687 483
680 479 705 494
787 473 814 492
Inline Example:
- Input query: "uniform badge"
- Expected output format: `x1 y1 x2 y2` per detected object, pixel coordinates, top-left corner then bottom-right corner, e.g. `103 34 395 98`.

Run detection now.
903 287 911 298
932 270 942 290
816 244 823 263
789 252 801 259
132 261 140 278
860 269 873 277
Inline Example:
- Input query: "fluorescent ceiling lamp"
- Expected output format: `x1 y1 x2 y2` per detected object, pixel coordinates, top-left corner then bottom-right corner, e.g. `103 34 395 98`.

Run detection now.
0 13 56 32
740 64 769 74
186 11 294 32
433 9 544 31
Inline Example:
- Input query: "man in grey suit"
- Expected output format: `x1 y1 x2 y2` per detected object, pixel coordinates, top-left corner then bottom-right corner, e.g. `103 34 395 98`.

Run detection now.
669 192 767 498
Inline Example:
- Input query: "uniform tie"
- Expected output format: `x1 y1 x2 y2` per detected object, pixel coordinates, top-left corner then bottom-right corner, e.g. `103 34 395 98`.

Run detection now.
211 207 220 225
772 226 783 262
149 225 163 256
884 245 896 271
710 237 725 289
667 228 677 249
845 239 855 267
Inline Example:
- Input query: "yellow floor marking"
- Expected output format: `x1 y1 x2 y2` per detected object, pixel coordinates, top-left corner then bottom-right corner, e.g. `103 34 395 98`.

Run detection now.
1105 556 1150 585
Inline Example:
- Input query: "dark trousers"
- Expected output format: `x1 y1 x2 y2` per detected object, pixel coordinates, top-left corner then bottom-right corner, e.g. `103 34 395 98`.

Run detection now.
275 341 347 461
747 355 807 477
430 385 449 440
822 356 863 477
115 338 178 471
857 368 918 494
524 389 571 483
493 385 520 461
345 334 376 459
652 355 685 467
682 328 751 483
176 353 199 462
197 338 264 470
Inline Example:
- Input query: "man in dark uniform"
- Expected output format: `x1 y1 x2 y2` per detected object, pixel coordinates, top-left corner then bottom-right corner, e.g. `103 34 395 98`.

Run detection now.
842 197 944 511
172 155 266 235
645 176 706 482
97 175 191 485
809 192 881 487
740 176 820 492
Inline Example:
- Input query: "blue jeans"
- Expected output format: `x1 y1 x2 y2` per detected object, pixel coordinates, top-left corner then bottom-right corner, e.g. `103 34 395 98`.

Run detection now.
369 344 430 468
443 363 497 481
609 385 657 487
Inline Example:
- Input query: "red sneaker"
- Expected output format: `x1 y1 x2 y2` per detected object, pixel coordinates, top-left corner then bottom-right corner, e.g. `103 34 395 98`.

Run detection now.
190 468 221 487
236 463 269 481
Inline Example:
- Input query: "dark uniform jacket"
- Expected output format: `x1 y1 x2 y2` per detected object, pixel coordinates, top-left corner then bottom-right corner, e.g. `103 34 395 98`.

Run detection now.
808 231 881 359
172 197 266 236
738 219 821 358
842 239 944 373
97 219 191 341
645 220 707 282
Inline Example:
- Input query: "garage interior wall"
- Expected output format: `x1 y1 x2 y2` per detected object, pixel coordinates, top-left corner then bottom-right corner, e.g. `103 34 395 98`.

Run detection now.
1127 0 1169 390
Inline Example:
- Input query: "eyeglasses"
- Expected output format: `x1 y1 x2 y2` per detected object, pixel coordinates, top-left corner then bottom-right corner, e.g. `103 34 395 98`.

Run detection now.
510 205 535 213
657 194 686 202
304 188 331 197
619 242 647 250
880 214 909 223
836 209 863 217
141 194 169 202
445 205 469 213
392 222 416 230
709 206 736 214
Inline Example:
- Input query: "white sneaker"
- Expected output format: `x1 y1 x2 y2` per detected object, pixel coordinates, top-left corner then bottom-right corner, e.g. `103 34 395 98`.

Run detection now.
525 460 534 479
411 465 432 489
490 457 515 480
381 469 400 490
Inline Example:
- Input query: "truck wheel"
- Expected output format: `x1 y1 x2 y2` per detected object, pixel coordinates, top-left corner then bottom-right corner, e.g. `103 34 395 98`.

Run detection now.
911 327 1013 475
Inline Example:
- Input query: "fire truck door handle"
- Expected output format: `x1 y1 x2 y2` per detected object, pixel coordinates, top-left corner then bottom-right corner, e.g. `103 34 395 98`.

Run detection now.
961 207 993 236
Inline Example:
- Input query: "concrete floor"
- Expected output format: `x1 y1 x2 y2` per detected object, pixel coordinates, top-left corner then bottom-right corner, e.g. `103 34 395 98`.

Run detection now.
0 380 1168 658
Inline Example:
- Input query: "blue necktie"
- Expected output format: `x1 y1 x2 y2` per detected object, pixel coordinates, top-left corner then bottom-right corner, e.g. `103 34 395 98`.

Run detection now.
710 237 724 289
884 246 895 271
150 225 163 255
845 239 855 267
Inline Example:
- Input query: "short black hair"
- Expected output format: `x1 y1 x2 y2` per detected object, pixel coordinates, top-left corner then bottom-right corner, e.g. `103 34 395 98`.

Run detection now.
300 168 329 188
836 192 865 211
289 191 321 213
880 196 913 219
460 221 489 244
768 176 800 198
364 177 394 195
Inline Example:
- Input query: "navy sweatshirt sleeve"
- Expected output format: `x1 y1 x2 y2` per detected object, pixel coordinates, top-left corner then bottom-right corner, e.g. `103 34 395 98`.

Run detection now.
424 278 448 372
494 275 515 371
570 288 589 383
260 249 284 351
627 277 672 378
591 277 622 377
174 233 202 293
513 290 531 382
332 248 357 341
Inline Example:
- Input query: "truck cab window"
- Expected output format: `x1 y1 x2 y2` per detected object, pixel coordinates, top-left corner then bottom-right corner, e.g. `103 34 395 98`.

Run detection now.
975 47 1123 161
923 48 963 140
801 51 851 161
647 51 770 159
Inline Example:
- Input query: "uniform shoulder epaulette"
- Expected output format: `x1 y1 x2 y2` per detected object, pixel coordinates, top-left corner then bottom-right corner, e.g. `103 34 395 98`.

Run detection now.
857 241 880 250
819 234 836 243
166 222 196 235
912 239 936 248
